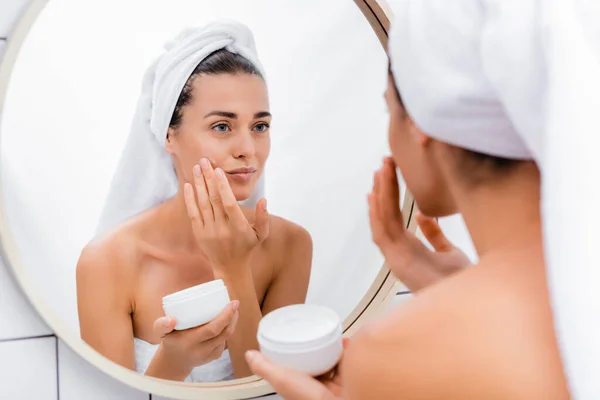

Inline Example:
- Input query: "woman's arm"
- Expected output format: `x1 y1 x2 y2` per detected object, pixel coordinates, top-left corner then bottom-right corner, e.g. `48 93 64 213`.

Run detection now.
261 221 312 314
76 241 136 370
78 233 243 381
182 161 312 378
214 265 263 378
219 220 312 378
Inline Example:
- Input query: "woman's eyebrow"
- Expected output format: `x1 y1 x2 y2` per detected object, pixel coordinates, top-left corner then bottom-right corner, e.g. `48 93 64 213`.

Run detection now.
254 111 271 119
204 110 237 119
203 111 271 119
204 111 237 119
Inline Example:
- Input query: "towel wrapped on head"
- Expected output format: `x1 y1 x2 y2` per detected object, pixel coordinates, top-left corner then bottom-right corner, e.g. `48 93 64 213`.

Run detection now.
96 20 266 235
388 0 600 398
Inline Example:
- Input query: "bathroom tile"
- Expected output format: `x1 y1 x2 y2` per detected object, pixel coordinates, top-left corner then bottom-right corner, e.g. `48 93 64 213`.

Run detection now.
0 259 52 340
0 0 30 38
58 339 149 400
0 44 52 339
0 336 57 400
0 42 50 341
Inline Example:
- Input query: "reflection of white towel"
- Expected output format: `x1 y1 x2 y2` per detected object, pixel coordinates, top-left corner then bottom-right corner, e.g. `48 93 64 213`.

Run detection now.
96 20 266 235
389 1 600 398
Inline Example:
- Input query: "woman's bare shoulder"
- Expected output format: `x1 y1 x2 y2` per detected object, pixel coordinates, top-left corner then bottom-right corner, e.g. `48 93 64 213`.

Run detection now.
261 214 313 266
76 222 144 291
267 214 312 246
76 221 149 358
342 265 569 400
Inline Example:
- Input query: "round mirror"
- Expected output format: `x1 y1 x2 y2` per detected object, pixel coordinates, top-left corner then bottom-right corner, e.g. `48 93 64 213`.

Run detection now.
0 0 415 398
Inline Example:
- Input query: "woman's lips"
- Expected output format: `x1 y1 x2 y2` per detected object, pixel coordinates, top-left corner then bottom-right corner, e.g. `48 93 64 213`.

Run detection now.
225 171 256 183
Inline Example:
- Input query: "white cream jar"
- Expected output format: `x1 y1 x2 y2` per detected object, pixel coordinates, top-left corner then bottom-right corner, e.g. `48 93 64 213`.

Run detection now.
162 279 230 330
257 304 343 376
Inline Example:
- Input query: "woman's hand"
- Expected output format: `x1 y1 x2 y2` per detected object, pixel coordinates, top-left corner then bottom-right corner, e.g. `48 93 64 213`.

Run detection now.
245 338 350 400
145 300 239 381
184 158 270 272
368 157 471 292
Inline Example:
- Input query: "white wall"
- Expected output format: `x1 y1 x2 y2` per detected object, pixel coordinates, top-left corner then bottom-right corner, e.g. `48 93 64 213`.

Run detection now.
0 1 476 399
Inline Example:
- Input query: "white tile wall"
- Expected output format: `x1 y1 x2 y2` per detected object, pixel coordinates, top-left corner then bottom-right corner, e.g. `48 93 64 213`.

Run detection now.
0 258 52 340
0 336 57 400
57 340 150 400
0 3 476 397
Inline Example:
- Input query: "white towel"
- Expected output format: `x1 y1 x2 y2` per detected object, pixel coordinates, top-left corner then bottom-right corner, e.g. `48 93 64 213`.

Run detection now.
389 1 600 398
96 20 266 235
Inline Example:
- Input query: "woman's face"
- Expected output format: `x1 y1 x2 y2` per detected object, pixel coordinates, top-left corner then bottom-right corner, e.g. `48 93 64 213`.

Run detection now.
166 73 271 201
384 74 457 217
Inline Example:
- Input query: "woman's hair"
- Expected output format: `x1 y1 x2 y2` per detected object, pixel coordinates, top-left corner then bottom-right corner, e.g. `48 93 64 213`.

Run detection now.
387 64 519 185
169 49 264 130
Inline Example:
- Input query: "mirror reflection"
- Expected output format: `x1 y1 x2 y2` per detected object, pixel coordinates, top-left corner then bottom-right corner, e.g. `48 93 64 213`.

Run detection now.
0 0 398 383
78 20 311 381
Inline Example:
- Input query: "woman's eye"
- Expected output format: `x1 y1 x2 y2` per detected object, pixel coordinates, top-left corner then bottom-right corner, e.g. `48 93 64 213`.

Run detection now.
254 123 270 132
213 123 230 133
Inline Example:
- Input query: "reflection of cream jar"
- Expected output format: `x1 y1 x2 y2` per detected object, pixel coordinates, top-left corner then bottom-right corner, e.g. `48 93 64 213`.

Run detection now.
257 304 343 376
162 279 230 330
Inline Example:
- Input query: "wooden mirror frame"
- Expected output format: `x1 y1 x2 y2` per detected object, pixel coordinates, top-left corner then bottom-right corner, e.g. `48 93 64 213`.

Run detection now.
0 0 416 398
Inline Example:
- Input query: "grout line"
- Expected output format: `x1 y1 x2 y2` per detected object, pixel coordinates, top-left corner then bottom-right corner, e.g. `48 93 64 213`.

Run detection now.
396 290 411 296
0 333 56 343
56 337 60 400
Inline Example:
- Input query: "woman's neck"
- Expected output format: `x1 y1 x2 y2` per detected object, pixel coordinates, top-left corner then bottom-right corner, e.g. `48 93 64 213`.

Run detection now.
153 186 199 252
452 162 543 258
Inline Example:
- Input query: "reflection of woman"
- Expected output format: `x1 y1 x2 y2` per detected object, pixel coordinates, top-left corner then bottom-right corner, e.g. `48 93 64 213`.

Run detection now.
245 2 590 399
75 21 312 382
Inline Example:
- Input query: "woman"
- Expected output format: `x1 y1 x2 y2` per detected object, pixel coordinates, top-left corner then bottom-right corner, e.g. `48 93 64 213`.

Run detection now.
244 1 593 398
76 21 312 382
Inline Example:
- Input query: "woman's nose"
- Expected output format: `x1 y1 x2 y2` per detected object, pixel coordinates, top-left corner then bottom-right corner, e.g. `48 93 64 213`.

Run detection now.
232 133 256 159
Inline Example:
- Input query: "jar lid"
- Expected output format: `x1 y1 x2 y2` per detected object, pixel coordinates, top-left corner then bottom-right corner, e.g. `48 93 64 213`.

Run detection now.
162 279 224 304
258 304 341 350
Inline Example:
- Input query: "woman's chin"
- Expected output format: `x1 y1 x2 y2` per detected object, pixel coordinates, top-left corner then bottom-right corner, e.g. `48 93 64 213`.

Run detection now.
232 188 253 202
229 176 261 202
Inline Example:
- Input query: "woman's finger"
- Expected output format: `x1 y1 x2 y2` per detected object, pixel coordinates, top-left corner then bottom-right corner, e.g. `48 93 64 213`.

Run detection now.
203 309 239 349
205 342 226 362
192 165 213 226
193 300 239 342
184 183 203 226
380 157 404 237
374 167 393 235
368 192 389 249
246 351 336 400
215 167 246 223
253 198 270 242
374 169 385 223
415 213 454 252
153 316 176 338
199 158 226 222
